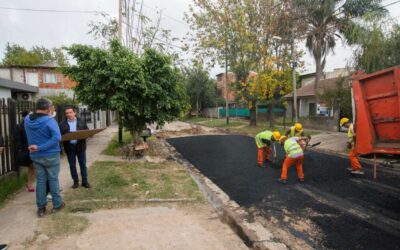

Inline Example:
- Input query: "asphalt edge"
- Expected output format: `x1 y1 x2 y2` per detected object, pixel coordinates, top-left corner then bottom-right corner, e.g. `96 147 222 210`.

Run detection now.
164 140 288 250
309 147 400 176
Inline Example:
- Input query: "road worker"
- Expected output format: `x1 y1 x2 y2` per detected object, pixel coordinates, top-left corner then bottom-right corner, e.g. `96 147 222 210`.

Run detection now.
285 123 307 150
340 118 364 175
278 136 309 184
255 130 281 167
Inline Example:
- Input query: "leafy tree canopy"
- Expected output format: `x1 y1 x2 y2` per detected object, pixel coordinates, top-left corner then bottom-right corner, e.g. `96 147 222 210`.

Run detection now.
62 40 189 140
346 13 400 73
45 92 76 106
317 77 352 118
1 43 69 67
183 65 216 114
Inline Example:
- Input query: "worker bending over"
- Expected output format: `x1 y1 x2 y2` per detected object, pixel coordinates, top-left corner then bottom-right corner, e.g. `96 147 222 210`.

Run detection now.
285 123 304 137
340 118 364 175
278 136 309 184
285 123 308 150
255 130 281 167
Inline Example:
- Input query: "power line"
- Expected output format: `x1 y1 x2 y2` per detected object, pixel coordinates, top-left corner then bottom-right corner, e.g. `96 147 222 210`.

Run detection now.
152 37 184 49
139 3 188 26
381 0 400 8
0 6 101 14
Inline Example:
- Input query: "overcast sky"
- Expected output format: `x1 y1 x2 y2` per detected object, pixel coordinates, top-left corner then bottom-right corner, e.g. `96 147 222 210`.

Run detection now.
0 0 399 77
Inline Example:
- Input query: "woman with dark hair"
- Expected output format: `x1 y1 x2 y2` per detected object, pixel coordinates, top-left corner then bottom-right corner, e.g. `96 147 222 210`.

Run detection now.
15 110 35 192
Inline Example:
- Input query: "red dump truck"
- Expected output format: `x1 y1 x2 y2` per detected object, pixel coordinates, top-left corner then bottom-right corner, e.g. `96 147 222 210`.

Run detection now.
352 66 400 155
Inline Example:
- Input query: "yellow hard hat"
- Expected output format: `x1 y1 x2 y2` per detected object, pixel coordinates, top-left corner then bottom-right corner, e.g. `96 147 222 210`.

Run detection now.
294 123 302 131
272 131 281 141
340 117 349 126
279 136 287 144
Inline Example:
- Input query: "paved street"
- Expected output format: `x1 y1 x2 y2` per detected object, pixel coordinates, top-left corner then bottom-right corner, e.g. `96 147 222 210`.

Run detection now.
168 135 400 250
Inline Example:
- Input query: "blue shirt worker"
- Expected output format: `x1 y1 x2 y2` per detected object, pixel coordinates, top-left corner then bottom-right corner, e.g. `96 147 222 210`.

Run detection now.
25 98 64 217
59 106 90 189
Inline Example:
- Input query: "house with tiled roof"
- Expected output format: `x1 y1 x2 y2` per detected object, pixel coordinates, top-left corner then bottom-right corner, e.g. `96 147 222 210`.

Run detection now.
283 68 352 118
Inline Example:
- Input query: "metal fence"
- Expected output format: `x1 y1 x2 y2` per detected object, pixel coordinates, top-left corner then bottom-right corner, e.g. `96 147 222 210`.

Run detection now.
0 99 113 177
218 107 285 118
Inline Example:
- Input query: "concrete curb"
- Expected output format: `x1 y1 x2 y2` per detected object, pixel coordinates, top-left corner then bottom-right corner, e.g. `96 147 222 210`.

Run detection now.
164 140 287 250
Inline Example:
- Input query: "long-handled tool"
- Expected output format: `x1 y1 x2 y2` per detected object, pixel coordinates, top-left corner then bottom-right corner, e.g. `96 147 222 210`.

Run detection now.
310 142 321 148
304 140 321 152
272 142 277 163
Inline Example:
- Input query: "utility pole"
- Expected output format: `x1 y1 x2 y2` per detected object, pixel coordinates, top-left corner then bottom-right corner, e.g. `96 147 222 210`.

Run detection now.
291 32 298 123
225 48 229 125
118 0 124 144
118 0 123 40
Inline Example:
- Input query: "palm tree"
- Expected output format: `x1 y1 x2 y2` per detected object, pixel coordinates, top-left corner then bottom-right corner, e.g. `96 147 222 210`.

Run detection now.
305 1 339 91
299 0 385 91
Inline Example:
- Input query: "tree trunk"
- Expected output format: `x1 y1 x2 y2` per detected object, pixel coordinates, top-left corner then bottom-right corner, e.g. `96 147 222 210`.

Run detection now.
249 105 257 127
130 130 141 144
314 56 322 92
117 112 123 145
269 99 275 129
196 99 199 118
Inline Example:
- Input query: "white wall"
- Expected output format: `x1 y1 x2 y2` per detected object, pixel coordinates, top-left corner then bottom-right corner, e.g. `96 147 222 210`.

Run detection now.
0 69 10 80
11 68 24 83
0 88 12 100
299 97 316 117
285 101 293 118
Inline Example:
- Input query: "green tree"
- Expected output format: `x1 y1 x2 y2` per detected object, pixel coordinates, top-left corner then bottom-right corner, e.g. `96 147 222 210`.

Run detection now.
347 13 400 73
186 0 299 126
297 0 385 90
62 40 188 142
31 46 53 63
2 43 69 66
317 77 352 118
2 43 41 66
184 65 216 117
45 92 76 106
52 48 70 67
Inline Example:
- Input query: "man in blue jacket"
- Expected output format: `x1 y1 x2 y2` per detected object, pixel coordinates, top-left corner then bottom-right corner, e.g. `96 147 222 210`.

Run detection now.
25 98 64 217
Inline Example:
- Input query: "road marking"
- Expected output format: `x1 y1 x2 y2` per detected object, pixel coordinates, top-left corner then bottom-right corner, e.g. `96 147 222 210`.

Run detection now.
294 185 400 237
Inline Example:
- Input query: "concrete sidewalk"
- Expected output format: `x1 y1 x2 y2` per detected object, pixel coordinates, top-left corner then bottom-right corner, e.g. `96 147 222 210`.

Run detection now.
0 124 248 250
309 130 347 153
0 126 118 247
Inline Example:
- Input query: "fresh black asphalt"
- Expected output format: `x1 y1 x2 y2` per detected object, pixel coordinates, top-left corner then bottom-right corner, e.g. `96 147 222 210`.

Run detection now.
167 135 400 250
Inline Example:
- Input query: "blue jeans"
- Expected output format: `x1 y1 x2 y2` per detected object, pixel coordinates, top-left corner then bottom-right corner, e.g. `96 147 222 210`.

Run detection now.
67 145 88 184
32 153 62 209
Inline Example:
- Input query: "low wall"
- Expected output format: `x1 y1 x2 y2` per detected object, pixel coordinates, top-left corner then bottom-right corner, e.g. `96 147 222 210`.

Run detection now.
299 117 339 132
201 107 220 118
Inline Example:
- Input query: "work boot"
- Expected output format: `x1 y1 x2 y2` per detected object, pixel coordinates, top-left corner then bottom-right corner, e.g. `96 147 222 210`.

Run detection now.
72 181 79 189
351 170 364 175
298 178 305 183
52 202 65 214
82 182 91 189
277 178 287 184
37 207 46 218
